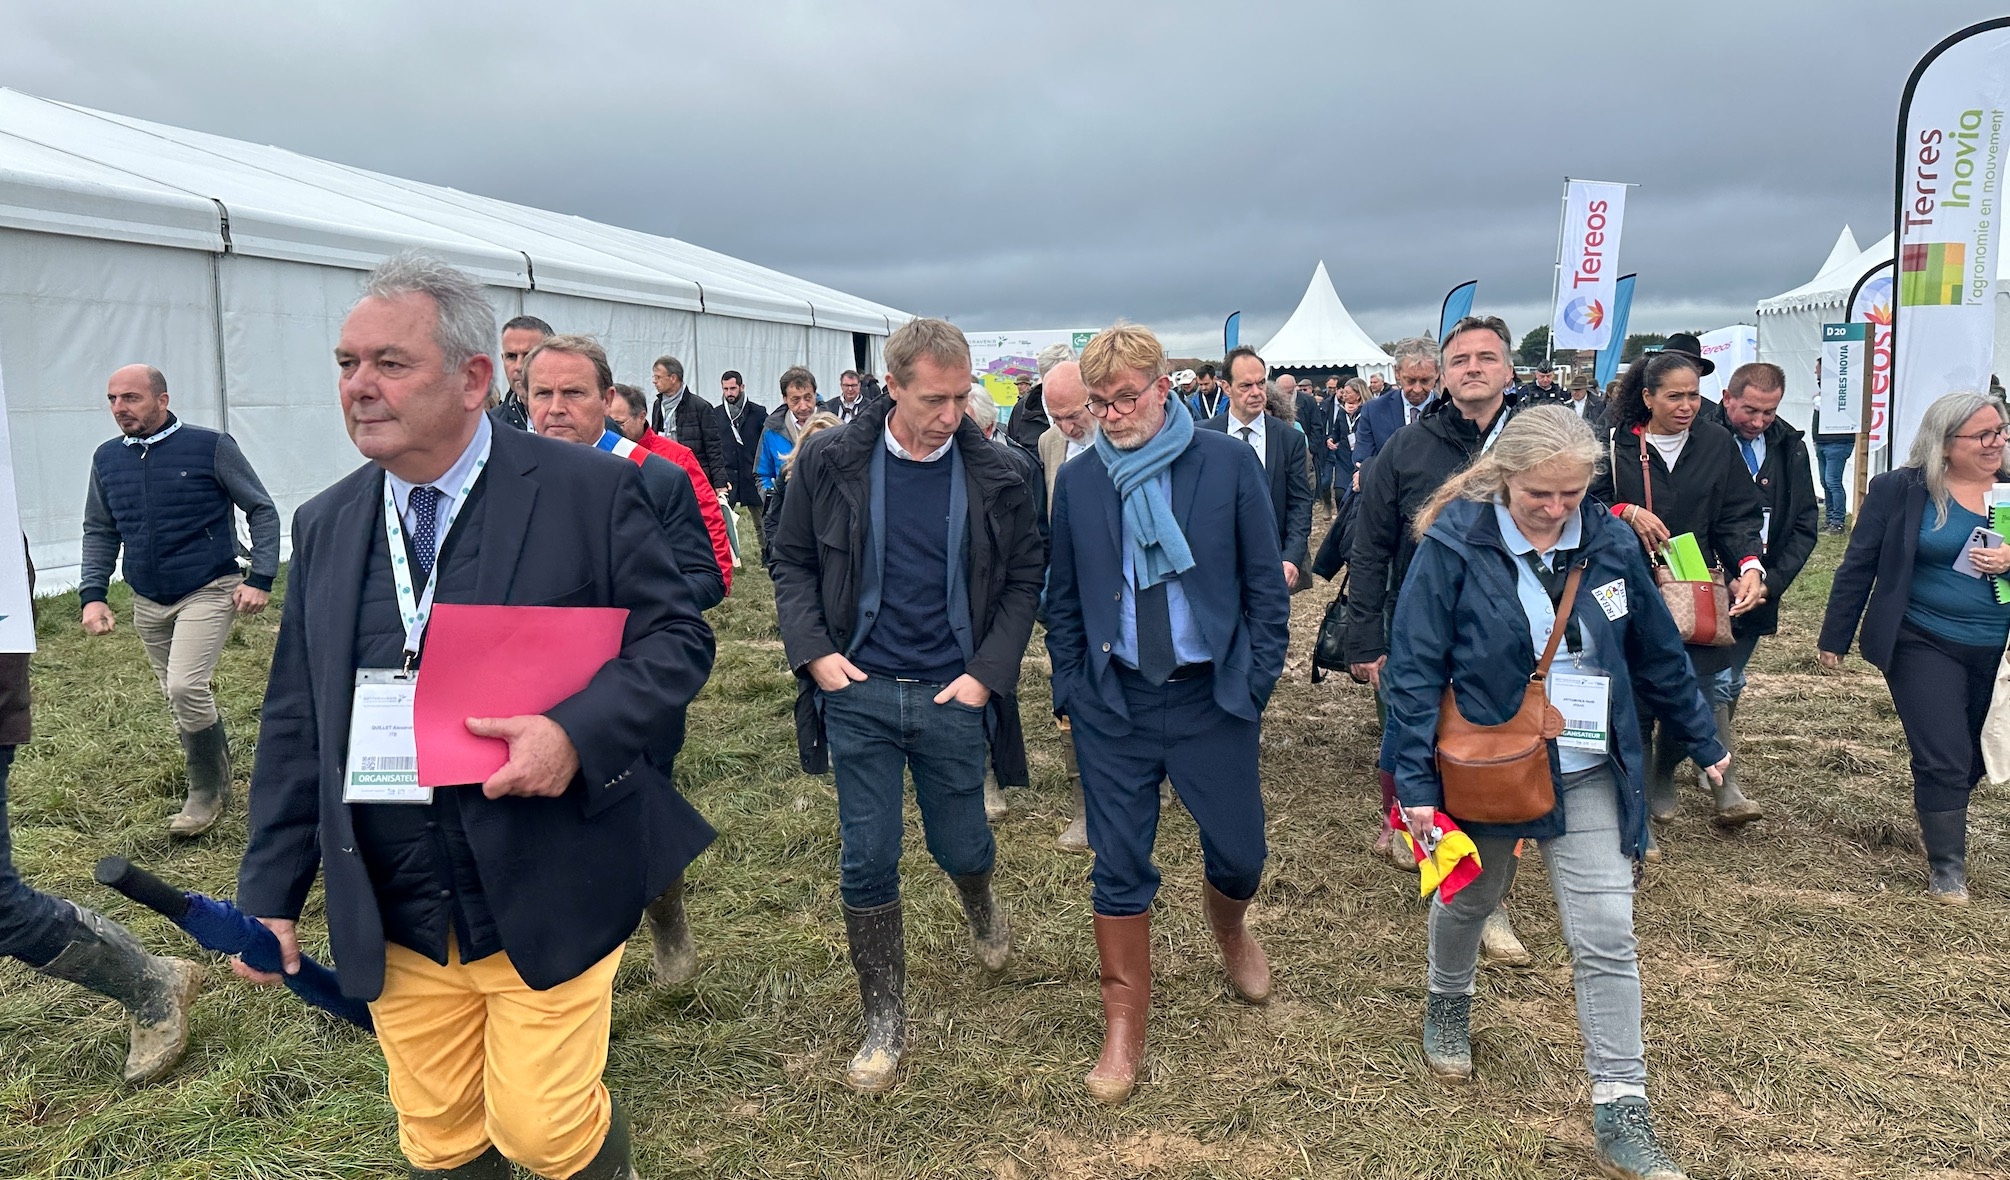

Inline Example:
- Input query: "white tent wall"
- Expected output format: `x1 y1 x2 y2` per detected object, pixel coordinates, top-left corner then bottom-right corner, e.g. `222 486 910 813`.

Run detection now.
806 327 854 393
693 315 809 413
520 291 696 396
0 227 222 585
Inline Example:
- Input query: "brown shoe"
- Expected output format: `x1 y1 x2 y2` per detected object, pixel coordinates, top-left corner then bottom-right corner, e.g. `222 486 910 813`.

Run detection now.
1202 882 1271 1004
1083 911 1150 1105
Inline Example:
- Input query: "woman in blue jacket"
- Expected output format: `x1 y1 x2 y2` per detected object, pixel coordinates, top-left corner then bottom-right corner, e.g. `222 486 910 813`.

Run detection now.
1384 406 1726 1180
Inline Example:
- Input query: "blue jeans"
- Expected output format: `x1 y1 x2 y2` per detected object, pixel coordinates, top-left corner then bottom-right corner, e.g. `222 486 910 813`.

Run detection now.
1816 440 1853 528
821 675 994 909
0 747 74 966
1706 631 1763 708
1428 764 1644 1086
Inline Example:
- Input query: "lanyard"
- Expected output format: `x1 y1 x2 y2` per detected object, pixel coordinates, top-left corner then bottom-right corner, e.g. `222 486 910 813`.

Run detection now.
1480 407 1509 454
1520 550 1583 654
381 438 491 667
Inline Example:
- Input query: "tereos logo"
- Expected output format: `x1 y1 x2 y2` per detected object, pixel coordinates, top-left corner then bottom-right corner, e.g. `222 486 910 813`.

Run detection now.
1562 296 1606 334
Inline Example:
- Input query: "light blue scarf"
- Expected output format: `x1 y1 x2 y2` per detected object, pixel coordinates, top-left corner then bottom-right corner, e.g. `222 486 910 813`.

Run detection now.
1095 403 1196 588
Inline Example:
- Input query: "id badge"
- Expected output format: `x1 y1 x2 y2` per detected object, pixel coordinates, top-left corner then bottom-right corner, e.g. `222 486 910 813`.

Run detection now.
344 669 429 804
1547 672 1611 753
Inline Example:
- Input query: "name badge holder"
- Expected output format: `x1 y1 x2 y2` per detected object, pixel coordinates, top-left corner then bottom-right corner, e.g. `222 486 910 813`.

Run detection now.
1548 671 1612 753
343 441 490 804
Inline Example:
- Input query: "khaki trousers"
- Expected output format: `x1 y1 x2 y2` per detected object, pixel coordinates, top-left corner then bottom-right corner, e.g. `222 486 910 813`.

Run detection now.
130 573 240 732
370 940 622 1178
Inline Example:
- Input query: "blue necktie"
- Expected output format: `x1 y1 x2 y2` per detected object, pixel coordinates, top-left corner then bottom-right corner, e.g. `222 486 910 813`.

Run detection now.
408 485 441 580
1739 438 1760 477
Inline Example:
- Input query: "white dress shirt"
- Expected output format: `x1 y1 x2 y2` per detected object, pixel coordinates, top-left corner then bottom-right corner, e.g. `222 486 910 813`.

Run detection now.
1228 410 1267 464
884 426 954 463
384 413 492 567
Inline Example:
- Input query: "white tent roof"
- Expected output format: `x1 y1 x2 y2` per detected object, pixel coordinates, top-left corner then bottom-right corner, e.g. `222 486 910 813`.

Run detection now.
1757 232 1896 315
1259 262 1393 368
0 89 911 333
1813 225 1861 284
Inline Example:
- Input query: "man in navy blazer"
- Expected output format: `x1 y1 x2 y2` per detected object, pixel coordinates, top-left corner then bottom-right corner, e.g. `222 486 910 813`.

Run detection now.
233 254 714 1180
1045 323 1290 1106
1197 346 1314 589
1351 337 1443 479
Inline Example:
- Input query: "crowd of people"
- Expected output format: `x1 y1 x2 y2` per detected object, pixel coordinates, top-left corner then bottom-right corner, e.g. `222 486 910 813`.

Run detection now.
0 250 2003 1180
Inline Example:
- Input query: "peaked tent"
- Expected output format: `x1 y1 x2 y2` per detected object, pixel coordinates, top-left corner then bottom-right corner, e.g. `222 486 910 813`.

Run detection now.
1813 225 1861 283
1259 262 1393 372
0 88 911 587
1756 231 1895 430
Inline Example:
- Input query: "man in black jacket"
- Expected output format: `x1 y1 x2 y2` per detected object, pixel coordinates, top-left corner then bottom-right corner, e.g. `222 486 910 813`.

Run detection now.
234 253 714 1180
1198 347 1314 589
1711 362 1818 824
715 370 768 511
649 355 729 494
1346 314 1529 961
770 317 1045 1096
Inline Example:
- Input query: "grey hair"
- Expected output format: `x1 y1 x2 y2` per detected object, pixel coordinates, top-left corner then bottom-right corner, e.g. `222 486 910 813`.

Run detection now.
1908 390 2010 528
1035 342 1076 379
1390 336 1442 375
965 388 999 434
358 251 496 370
1413 404 1602 539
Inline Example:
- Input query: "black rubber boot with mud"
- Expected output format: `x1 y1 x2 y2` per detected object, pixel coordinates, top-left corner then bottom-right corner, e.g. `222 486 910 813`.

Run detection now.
32 902 202 1084
406 1145 512 1179
1422 991 1472 1082
566 1096 638 1180
952 870 1010 971
1706 704 1762 828
1919 807 1971 905
645 875 697 985
170 719 231 838
1057 770 1089 853
1085 911 1151 1104
841 899 906 1093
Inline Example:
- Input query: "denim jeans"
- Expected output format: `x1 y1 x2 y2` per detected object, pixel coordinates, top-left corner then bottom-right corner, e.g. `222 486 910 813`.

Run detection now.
1427 764 1645 1086
821 675 994 909
0 746 74 966
1706 631 1763 708
1816 440 1853 528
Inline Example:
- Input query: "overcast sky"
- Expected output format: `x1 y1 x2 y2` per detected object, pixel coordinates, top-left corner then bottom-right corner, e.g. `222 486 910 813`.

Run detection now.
5 1 2003 354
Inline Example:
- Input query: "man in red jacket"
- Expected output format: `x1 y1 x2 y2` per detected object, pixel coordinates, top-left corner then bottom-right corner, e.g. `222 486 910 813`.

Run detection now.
612 383 733 594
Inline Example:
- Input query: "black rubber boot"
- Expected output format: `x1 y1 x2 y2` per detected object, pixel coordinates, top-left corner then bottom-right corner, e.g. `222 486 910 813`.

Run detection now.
841 899 906 1093
1647 723 1683 823
1919 808 1971 905
645 876 696 985
407 1145 513 1179
952 870 1011 972
32 902 202 1084
170 720 230 837
565 1097 635 1180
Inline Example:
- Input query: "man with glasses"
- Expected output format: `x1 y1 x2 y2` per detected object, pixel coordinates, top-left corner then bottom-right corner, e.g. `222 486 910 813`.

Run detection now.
824 370 872 423
1045 323 1290 1105
1346 315 1532 963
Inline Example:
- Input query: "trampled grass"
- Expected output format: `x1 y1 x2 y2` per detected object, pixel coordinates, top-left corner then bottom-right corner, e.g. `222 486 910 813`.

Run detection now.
2 509 2006 1178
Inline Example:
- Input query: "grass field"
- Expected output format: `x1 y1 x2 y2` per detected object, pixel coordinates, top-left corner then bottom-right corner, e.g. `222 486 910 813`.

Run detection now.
2 509 2006 1179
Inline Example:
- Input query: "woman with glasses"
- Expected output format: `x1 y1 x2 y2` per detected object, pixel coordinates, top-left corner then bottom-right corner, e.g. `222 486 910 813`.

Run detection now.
1820 392 2010 904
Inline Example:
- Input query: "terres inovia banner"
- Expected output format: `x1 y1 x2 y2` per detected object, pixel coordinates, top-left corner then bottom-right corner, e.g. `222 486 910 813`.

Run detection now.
1892 19 2010 461
1820 323 1869 431
1551 180 1629 351
1849 261 1895 449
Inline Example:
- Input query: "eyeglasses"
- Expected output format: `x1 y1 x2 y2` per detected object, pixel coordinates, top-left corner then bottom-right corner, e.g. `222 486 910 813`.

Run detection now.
1087 379 1161 418
1956 428 2008 445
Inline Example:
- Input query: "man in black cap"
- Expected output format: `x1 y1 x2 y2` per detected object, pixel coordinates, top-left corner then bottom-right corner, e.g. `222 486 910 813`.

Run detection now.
1526 363 1562 401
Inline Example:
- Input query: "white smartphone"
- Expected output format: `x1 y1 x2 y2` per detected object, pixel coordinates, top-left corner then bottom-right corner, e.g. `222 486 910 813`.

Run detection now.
1952 526 2004 578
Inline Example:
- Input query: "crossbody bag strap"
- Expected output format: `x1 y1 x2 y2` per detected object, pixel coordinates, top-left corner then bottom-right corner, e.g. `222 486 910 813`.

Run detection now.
1638 439 1654 516
1532 564 1586 680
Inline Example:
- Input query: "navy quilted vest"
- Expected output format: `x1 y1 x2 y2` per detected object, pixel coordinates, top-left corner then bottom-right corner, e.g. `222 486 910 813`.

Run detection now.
90 418 239 604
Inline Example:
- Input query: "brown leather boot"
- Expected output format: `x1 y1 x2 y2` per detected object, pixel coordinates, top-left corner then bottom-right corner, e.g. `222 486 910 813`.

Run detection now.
1084 911 1151 1105
1202 882 1271 1004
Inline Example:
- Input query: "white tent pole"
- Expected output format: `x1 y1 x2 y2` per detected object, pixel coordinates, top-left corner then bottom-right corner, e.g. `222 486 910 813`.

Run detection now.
1547 177 1568 366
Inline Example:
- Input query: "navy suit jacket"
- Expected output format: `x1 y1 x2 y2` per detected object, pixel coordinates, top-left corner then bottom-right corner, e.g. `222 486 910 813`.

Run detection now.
237 425 717 998
1351 389 1417 471
1196 412 1314 572
1044 428 1291 735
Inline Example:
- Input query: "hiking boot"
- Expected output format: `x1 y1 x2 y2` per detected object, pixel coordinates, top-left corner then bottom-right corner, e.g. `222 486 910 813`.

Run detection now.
1479 908 1531 967
408 1146 513 1179
952 870 1011 972
1593 1096 1687 1179
569 1097 637 1180
170 720 231 837
645 876 697 985
1919 808 1971 905
1646 726 1682 823
1706 705 1762 828
34 903 202 1084
983 775 1008 823
1057 773 1090 853
840 899 906 1093
1201 881 1270 1004
1422 991 1472 1082
1084 911 1151 1104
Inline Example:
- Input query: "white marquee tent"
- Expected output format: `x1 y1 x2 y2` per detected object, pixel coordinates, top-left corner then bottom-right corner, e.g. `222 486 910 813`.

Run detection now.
1259 262 1393 374
0 89 911 588
1755 226 1889 430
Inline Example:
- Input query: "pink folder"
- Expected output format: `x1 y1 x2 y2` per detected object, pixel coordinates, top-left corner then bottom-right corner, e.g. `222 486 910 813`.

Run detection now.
413 604 629 787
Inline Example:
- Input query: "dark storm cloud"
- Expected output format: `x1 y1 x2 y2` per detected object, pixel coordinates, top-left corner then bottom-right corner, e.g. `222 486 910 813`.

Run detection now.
4 1 2002 351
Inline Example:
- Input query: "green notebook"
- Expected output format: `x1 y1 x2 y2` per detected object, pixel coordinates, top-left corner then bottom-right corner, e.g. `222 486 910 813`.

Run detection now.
1992 504 2010 605
1659 532 1712 582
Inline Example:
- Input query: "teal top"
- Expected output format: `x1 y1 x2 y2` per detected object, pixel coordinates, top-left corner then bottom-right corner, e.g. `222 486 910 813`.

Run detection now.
1905 500 2010 649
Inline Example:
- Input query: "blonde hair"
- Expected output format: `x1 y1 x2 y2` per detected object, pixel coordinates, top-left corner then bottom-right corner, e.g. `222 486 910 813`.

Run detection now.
1079 321 1167 390
782 412 842 478
1411 404 1603 539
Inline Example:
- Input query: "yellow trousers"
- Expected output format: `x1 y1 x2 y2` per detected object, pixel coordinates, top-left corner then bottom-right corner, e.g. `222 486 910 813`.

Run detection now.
370 939 622 1178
